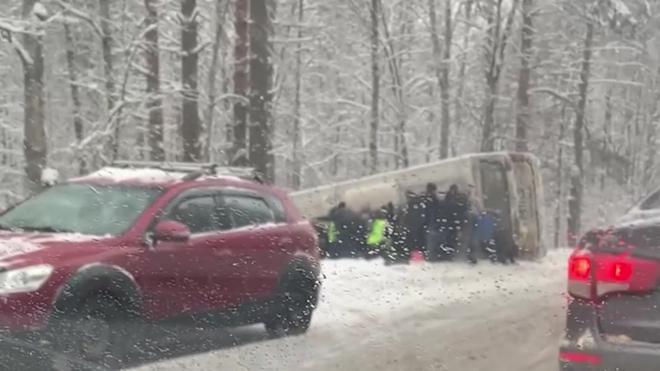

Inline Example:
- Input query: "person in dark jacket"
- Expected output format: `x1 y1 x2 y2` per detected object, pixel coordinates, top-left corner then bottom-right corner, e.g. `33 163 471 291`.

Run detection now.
382 202 409 264
399 192 425 261
424 183 450 261
492 211 518 264
444 184 468 259
329 202 367 258
464 201 481 264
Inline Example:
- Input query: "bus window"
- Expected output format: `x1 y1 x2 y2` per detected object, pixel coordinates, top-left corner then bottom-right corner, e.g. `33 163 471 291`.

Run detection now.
480 160 510 219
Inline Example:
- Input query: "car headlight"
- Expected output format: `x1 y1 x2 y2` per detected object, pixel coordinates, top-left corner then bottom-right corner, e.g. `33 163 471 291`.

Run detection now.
0 265 53 295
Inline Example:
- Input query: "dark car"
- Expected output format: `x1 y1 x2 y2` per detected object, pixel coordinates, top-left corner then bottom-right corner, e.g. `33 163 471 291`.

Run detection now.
0 162 321 368
560 216 660 370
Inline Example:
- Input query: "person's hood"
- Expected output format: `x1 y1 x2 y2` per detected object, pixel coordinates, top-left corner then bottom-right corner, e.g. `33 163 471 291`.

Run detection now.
0 231 116 269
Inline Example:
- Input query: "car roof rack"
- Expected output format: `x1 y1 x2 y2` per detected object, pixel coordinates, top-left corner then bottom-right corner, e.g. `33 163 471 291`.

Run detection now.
111 160 263 183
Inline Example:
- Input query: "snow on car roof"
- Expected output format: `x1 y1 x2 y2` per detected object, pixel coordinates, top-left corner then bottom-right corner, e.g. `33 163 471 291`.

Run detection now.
70 167 263 188
71 166 187 185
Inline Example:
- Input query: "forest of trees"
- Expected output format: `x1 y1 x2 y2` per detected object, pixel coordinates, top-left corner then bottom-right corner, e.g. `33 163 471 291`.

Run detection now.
0 0 658 244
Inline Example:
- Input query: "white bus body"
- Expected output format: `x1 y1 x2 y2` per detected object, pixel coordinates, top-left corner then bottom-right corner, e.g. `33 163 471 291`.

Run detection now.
291 152 546 260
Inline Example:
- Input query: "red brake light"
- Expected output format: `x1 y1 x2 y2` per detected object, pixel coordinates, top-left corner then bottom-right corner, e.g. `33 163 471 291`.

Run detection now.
569 256 591 280
611 262 632 281
559 351 601 365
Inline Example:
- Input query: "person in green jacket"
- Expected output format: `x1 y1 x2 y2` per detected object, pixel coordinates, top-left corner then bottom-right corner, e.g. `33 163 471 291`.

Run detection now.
366 207 391 260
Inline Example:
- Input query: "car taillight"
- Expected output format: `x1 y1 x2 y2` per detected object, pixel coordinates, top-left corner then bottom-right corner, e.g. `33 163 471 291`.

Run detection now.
611 261 632 281
559 351 601 365
567 250 593 299
567 250 659 300
569 255 591 281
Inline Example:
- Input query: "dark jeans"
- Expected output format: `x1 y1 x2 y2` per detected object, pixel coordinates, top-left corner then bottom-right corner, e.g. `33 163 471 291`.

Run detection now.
425 230 452 261
326 239 363 258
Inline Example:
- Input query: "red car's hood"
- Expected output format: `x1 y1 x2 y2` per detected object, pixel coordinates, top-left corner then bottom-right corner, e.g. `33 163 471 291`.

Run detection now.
0 231 116 269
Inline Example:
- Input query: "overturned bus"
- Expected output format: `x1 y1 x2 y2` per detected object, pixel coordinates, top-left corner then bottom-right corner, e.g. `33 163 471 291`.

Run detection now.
290 152 546 260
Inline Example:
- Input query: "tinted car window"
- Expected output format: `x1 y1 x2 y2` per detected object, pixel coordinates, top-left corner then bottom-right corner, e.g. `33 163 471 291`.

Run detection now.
224 195 275 227
265 195 287 222
169 196 218 233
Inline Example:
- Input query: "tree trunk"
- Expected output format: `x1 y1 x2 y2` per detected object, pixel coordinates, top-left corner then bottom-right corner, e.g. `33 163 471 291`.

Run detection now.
428 0 442 156
205 0 227 162
481 0 519 152
181 0 201 162
440 0 452 159
515 0 533 152
380 5 407 168
63 24 85 174
231 0 249 165
144 0 164 161
248 0 274 179
568 21 594 243
369 0 380 173
454 0 472 141
99 0 117 159
99 0 115 111
22 0 47 193
554 106 566 248
291 0 304 189
481 81 497 152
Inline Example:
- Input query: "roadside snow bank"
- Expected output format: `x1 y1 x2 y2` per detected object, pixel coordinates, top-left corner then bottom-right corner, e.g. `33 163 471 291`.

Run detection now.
314 249 570 329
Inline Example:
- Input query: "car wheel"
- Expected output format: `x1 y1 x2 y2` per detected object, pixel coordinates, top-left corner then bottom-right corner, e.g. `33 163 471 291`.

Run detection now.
265 275 318 338
49 293 130 370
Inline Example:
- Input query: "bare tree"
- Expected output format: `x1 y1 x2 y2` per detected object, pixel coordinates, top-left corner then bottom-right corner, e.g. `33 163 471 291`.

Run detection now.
205 0 229 162
99 0 115 112
249 0 274 179
454 0 473 148
231 0 249 165
440 0 452 159
568 19 594 241
63 23 85 174
291 0 304 188
181 0 202 162
429 0 452 159
22 0 47 192
481 0 519 152
144 0 164 161
380 2 408 168
515 0 533 152
369 0 380 173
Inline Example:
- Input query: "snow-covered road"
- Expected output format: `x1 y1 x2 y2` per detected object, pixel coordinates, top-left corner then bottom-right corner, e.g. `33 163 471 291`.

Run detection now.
127 249 570 371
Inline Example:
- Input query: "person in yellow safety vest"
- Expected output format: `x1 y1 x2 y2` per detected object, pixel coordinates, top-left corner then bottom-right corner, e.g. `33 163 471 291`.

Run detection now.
366 208 391 259
327 221 338 244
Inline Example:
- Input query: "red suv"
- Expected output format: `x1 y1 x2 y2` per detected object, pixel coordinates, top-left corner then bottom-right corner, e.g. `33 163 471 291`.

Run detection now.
0 162 321 367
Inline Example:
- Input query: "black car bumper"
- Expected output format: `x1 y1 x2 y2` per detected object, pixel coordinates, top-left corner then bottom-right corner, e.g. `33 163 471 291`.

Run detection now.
561 298 660 371
560 343 660 371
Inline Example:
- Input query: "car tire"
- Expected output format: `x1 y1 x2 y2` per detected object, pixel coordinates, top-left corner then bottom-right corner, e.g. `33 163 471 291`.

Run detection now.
265 272 318 338
48 293 131 371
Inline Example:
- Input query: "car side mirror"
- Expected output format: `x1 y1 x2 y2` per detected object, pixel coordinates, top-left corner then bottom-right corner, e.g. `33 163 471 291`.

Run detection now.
153 220 191 243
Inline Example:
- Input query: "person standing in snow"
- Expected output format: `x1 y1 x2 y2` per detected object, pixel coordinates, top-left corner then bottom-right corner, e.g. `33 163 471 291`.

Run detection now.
424 182 447 261
465 195 482 264
366 207 391 260
330 202 367 258
399 191 424 262
444 184 468 259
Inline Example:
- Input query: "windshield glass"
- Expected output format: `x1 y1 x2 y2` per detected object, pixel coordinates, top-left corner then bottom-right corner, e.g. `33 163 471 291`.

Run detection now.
0 183 160 236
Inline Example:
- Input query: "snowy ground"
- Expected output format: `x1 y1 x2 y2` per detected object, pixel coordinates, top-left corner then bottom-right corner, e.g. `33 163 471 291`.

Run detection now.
127 249 570 371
